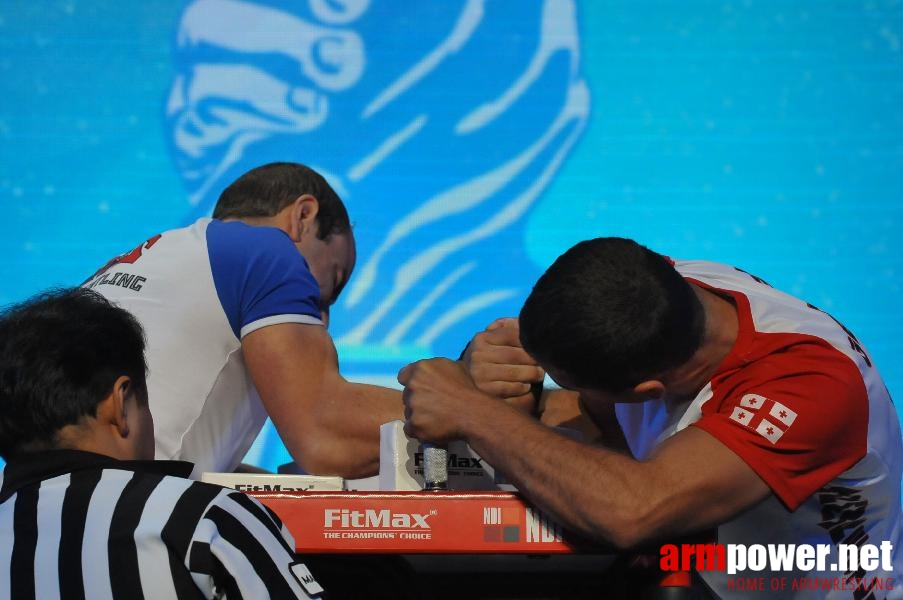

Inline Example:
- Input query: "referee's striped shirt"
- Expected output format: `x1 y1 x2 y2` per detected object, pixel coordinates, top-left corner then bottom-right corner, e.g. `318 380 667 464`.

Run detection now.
0 449 323 599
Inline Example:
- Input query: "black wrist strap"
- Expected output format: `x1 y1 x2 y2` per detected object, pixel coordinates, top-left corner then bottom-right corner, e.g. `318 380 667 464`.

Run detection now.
530 380 544 416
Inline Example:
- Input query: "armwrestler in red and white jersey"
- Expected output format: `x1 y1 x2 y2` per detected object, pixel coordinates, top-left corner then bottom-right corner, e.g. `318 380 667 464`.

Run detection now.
399 237 903 599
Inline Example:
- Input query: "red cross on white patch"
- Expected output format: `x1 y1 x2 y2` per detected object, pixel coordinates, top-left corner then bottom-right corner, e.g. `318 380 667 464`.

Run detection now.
729 393 798 444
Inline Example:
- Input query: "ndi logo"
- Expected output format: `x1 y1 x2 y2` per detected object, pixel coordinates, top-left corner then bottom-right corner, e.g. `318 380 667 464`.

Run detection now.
482 506 562 543
525 508 563 543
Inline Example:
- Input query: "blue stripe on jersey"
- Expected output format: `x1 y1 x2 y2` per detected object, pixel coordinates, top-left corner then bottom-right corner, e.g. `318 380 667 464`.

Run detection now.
206 220 322 339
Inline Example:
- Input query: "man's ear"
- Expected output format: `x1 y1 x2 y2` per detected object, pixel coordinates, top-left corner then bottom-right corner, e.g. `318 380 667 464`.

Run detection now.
287 194 320 242
632 380 666 401
97 375 133 439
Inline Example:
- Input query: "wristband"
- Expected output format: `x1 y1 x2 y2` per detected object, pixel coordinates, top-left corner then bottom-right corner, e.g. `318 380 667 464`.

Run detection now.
530 380 545 416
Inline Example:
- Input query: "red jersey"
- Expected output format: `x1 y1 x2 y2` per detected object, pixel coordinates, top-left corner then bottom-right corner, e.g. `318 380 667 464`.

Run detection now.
616 260 902 598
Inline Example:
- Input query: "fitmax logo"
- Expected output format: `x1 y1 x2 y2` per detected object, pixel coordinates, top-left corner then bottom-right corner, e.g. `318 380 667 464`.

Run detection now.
324 508 436 529
233 484 314 492
413 452 483 469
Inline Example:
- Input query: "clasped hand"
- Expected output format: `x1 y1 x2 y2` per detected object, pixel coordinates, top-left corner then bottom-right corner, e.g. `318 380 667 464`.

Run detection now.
398 318 545 444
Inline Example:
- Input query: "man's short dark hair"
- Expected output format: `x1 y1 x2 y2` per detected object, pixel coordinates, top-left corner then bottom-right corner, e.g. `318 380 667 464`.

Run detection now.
519 237 705 393
212 162 351 240
0 288 148 459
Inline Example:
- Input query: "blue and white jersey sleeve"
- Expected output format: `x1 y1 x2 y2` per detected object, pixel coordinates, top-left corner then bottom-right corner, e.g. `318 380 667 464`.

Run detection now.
206 220 323 339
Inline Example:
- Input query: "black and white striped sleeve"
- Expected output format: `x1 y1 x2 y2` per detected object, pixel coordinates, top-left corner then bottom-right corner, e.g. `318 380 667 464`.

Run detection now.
187 489 323 600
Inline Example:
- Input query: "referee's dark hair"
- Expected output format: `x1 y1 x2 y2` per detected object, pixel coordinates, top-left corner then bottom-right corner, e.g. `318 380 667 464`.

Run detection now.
213 161 351 240
519 237 705 393
0 287 148 459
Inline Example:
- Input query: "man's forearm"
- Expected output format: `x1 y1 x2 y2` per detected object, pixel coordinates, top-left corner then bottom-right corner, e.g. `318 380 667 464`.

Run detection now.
459 399 657 548
400 358 771 549
458 397 771 549
290 379 403 478
243 322 404 479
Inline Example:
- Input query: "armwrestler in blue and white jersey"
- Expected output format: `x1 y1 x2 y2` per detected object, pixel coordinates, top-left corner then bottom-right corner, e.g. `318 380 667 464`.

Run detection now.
84 162 402 478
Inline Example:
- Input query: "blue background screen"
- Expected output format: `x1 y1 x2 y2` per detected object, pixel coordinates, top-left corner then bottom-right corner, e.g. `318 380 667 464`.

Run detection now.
1 1 901 471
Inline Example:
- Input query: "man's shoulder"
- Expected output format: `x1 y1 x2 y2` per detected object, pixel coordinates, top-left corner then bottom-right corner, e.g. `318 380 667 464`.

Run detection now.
206 219 309 274
207 219 295 251
167 478 284 537
708 338 869 425
124 468 267 523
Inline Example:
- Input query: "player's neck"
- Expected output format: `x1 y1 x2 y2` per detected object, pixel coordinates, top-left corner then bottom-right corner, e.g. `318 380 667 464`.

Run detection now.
665 285 739 398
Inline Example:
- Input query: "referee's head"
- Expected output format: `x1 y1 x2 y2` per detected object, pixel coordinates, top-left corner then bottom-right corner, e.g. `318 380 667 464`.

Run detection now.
0 288 153 461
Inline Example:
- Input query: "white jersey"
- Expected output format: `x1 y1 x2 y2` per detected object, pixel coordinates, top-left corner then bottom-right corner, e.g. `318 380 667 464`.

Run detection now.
617 260 903 599
84 218 322 477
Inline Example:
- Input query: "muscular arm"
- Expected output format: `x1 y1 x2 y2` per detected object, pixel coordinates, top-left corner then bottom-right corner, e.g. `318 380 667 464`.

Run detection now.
467 407 769 548
400 359 770 549
243 322 403 478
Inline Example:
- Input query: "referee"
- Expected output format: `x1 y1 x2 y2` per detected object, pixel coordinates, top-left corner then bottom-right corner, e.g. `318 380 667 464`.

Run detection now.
0 288 324 599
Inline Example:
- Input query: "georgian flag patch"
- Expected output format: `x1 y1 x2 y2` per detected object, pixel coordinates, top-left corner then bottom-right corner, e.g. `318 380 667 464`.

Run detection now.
729 393 798 444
